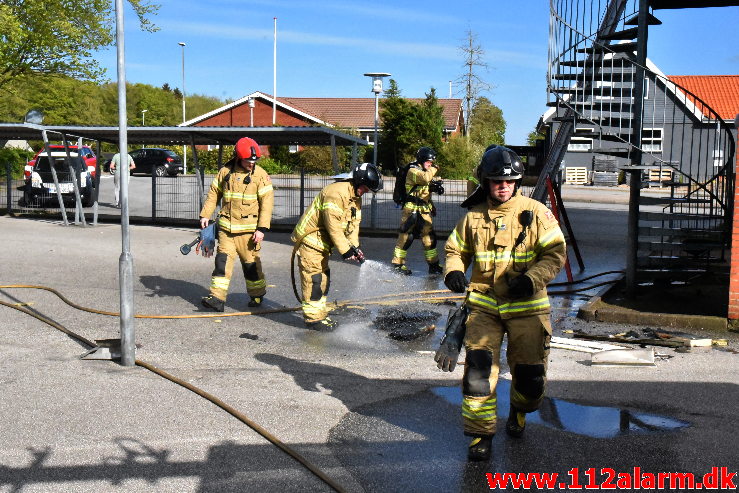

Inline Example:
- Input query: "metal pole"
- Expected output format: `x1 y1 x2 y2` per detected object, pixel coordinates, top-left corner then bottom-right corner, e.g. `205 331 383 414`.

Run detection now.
625 0 649 297
179 42 187 174
115 0 135 366
5 162 11 216
370 93 379 229
273 17 277 125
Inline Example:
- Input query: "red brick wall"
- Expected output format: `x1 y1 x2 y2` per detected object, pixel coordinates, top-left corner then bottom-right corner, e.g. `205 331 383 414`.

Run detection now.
194 99 310 127
729 137 739 319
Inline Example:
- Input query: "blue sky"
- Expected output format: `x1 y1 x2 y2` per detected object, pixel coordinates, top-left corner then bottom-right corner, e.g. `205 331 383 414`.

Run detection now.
99 1 739 145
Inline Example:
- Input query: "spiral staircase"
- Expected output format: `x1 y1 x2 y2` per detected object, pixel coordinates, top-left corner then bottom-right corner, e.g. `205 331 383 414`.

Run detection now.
540 0 737 290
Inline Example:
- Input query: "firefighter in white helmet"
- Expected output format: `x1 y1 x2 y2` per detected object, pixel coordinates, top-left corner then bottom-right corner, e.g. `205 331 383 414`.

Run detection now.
437 145 566 461
200 137 274 311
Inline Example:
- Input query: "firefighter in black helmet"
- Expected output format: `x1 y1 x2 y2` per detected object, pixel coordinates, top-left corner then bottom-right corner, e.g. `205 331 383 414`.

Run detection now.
291 162 381 329
439 145 566 462
391 146 444 276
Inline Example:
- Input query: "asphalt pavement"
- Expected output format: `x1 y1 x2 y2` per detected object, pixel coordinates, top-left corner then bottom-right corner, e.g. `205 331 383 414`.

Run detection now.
1 195 738 492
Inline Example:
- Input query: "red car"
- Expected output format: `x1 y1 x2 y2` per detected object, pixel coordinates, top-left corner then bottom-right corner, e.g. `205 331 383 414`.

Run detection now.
25 145 98 180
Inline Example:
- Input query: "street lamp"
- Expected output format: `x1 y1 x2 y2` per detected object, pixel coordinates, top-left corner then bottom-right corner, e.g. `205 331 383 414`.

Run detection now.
363 72 391 169
363 72 390 230
178 41 187 173
141 109 147 148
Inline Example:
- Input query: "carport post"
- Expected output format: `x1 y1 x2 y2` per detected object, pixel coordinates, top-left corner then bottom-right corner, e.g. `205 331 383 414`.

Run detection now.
41 130 69 226
115 0 136 367
300 166 306 215
61 133 86 227
93 140 101 226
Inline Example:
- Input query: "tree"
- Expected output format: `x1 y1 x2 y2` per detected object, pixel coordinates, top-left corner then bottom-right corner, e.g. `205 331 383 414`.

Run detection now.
527 129 546 146
456 30 492 138
438 134 484 180
0 0 159 91
379 80 446 172
469 97 505 148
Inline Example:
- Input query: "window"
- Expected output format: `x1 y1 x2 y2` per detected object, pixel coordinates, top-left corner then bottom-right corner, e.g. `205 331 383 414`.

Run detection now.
289 145 299 153
641 128 662 153
713 149 724 168
568 128 593 151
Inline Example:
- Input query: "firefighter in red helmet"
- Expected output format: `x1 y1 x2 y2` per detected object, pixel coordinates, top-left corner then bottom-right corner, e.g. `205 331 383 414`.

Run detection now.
199 137 274 311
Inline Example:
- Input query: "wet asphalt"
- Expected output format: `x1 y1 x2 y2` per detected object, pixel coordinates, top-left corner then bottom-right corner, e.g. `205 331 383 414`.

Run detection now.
0 192 738 492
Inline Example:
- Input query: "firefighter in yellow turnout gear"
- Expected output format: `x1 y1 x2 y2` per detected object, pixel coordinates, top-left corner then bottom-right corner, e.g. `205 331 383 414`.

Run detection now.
291 162 381 329
391 147 444 276
440 146 566 462
199 137 274 312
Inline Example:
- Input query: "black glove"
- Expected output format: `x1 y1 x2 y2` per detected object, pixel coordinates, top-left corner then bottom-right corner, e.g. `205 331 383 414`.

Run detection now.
444 271 469 293
429 179 445 195
508 274 534 299
434 305 468 372
342 245 365 263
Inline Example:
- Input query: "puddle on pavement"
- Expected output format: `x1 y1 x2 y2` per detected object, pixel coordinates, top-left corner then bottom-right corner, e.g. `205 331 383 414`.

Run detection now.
432 380 690 438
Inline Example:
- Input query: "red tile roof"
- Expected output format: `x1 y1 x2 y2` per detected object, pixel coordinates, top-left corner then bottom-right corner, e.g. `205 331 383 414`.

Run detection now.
668 75 739 120
278 97 463 130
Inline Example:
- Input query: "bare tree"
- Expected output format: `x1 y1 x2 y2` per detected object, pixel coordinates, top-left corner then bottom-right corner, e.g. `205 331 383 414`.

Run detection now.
456 29 493 138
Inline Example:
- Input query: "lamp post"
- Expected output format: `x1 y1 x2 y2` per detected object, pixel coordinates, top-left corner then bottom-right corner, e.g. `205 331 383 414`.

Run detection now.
178 41 187 173
363 72 390 229
363 72 391 169
248 97 255 127
141 109 147 148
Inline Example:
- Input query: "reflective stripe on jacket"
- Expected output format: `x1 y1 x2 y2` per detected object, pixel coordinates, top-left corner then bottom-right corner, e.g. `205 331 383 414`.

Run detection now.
199 161 274 233
291 181 361 255
403 164 437 213
445 193 566 319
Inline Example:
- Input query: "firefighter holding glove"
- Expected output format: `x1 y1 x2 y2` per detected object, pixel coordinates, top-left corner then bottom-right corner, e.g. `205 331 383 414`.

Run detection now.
199 137 274 312
291 162 381 329
443 145 566 462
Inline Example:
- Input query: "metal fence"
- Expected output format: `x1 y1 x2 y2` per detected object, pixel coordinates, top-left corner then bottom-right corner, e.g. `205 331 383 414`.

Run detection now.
2 163 533 235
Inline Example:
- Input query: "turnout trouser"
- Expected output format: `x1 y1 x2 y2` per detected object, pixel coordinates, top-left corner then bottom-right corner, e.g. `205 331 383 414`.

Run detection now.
208 229 266 301
391 209 438 266
461 308 552 437
297 244 331 323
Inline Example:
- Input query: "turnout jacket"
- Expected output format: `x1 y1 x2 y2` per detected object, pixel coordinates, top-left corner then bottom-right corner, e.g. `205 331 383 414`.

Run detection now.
445 193 566 319
199 160 274 234
404 164 438 213
291 181 361 255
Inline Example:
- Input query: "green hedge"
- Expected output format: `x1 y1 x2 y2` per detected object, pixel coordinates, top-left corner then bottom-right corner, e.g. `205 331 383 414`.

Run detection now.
0 148 33 179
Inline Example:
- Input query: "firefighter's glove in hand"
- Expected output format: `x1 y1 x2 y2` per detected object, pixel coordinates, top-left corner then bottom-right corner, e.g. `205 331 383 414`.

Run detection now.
342 246 365 263
444 271 469 293
429 179 445 195
196 223 217 258
434 305 468 372
508 274 534 299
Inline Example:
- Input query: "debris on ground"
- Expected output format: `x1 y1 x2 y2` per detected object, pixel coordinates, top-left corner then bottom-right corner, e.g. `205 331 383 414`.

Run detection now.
373 307 441 341
572 326 727 349
591 348 655 366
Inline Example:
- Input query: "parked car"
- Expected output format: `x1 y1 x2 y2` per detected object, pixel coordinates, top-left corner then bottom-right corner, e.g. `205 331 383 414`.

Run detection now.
18 155 94 207
26 145 98 180
128 148 184 176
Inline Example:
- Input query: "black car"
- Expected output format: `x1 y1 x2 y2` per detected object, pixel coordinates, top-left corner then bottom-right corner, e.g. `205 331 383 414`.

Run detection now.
18 155 95 207
128 148 184 176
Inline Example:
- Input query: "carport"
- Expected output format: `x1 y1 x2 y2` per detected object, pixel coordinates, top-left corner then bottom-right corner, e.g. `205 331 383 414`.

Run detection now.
0 123 368 226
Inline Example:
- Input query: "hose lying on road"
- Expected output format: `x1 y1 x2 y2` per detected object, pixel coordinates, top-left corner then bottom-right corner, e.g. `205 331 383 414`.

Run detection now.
0 298 348 493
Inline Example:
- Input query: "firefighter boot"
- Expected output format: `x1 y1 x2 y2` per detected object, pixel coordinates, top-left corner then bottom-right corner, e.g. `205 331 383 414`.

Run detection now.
506 405 526 438
305 317 338 331
201 295 225 312
248 296 263 308
392 264 412 276
428 262 443 276
468 435 493 462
